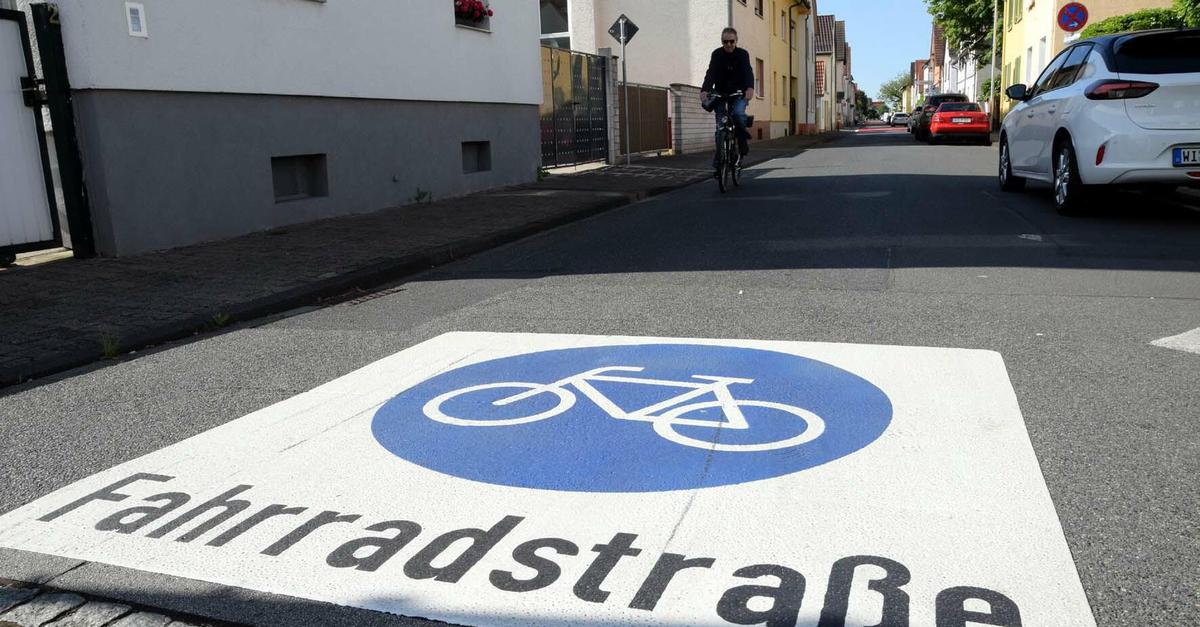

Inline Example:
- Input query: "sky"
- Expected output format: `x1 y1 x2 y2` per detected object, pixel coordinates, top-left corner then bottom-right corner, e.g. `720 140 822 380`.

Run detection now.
814 0 933 99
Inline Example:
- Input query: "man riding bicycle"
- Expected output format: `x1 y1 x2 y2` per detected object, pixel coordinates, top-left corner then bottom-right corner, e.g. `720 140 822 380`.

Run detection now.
700 27 755 176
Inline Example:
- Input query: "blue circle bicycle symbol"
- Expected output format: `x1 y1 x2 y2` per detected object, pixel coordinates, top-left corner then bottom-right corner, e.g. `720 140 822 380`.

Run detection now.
372 344 893 492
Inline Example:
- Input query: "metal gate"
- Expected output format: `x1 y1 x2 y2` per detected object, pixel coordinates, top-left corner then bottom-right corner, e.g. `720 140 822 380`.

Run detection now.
0 8 60 262
540 46 609 168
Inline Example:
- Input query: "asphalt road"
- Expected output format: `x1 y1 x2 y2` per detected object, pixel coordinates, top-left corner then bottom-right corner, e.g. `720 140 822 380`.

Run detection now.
2 127 1198 625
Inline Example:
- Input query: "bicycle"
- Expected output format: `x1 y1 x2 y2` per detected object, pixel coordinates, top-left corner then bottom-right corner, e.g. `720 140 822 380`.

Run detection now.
422 365 825 453
705 91 752 194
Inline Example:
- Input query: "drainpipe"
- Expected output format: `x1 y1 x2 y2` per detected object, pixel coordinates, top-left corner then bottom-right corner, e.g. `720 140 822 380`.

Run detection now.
728 0 733 28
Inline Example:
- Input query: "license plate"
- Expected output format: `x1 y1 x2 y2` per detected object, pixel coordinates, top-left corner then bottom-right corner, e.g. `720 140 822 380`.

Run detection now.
1173 147 1200 167
952 117 972 124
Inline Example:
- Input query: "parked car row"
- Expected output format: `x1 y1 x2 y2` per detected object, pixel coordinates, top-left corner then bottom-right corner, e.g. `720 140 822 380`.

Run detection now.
998 28 1200 215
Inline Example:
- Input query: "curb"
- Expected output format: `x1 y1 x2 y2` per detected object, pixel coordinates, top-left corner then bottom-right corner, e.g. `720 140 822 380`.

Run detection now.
1 135 835 390
0 193 650 389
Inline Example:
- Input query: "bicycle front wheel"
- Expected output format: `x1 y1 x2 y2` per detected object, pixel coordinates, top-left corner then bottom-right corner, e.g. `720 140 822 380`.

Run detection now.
653 400 826 452
716 132 729 194
423 382 575 427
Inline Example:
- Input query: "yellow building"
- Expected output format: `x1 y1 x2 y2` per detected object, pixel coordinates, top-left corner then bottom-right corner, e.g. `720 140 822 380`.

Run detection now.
732 0 815 139
1000 0 1174 116
769 1 793 137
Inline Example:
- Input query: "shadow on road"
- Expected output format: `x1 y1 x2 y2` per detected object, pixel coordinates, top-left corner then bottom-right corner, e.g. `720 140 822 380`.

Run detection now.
424 167 1200 282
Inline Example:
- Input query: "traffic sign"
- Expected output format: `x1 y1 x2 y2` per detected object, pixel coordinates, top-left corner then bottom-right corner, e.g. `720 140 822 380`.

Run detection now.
1058 2 1089 32
0 333 1097 626
608 14 638 44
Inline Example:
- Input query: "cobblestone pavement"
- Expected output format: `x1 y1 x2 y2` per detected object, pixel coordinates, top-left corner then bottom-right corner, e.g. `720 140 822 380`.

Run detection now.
0 133 834 388
0 582 222 627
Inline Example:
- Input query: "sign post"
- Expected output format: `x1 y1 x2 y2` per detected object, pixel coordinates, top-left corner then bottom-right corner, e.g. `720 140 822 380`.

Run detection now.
608 15 638 165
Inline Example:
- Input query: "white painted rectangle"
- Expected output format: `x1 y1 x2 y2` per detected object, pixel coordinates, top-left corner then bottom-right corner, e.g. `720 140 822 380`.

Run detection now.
0 333 1095 626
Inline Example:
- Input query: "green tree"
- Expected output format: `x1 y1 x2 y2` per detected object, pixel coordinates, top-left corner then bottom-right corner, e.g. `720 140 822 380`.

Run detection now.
925 0 1005 65
1177 0 1200 27
878 71 913 110
855 90 871 117
1080 8 1182 38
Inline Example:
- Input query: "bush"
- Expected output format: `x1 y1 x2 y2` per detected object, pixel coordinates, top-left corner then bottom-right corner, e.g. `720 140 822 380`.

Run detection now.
1080 8 1183 39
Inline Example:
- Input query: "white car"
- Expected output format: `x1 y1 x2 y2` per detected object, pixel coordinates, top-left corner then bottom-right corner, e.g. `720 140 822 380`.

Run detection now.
999 29 1200 214
890 112 909 128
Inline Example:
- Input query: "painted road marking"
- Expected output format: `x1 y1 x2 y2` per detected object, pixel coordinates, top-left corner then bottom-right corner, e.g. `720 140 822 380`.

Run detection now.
1151 326 1200 355
0 333 1095 626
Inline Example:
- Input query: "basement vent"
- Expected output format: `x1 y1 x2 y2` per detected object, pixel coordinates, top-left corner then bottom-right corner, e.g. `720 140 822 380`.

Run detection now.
272 154 328 203
462 141 492 174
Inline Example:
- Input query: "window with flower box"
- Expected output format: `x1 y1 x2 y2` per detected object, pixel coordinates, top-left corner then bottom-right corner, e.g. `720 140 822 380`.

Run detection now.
454 0 493 31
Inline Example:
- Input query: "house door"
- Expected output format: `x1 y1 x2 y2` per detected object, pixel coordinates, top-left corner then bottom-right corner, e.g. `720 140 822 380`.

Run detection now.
0 9 59 263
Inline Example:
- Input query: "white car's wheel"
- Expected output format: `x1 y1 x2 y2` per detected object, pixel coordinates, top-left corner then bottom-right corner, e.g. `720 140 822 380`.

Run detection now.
999 137 1025 192
1053 140 1090 215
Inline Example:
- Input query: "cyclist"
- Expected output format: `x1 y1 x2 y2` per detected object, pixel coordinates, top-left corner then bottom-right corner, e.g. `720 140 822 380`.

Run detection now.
700 27 755 176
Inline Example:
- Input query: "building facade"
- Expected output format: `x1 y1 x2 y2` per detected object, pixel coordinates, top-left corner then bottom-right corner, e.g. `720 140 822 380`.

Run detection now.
1000 0 1174 116
543 0 817 139
814 14 836 132
16 0 541 256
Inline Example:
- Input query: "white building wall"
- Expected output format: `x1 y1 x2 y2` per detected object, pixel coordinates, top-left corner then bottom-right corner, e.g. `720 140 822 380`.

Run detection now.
568 0 725 89
50 0 540 106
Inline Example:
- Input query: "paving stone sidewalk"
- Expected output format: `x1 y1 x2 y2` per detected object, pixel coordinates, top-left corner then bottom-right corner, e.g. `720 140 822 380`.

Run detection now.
0 133 834 389
1 581 215 627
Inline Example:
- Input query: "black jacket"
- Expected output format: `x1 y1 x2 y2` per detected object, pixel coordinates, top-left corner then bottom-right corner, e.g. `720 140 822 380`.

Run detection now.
702 47 754 94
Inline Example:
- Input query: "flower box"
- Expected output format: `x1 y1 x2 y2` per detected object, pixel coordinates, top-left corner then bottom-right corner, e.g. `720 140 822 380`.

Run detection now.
454 0 493 30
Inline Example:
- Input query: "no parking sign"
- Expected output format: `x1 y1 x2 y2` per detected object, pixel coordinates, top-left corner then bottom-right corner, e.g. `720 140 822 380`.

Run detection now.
1059 3 1089 33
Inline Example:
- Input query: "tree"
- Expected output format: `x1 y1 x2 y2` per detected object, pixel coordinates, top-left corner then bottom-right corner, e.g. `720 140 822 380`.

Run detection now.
1177 0 1200 27
878 71 913 110
855 90 871 117
925 0 1005 65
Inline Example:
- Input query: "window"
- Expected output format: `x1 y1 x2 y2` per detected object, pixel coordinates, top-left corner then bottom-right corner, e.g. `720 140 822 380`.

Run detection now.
539 0 569 47
1013 57 1022 87
754 0 763 17
773 72 779 103
939 103 981 112
1115 31 1200 74
756 58 764 97
1038 37 1047 74
1015 0 1024 23
1025 47 1033 83
781 12 787 39
272 154 328 203
1029 48 1069 97
462 141 492 173
1046 44 1092 91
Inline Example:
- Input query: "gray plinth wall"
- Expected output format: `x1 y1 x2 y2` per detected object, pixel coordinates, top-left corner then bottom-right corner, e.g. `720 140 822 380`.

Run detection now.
72 90 540 256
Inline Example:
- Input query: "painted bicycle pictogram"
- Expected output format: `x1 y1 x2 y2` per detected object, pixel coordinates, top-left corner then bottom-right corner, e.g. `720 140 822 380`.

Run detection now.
423 366 826 452
374 343 893 492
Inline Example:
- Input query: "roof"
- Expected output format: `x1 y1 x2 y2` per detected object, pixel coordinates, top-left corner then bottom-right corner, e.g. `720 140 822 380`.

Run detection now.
815 15 835 55
930 24 946 66
835 20 846 62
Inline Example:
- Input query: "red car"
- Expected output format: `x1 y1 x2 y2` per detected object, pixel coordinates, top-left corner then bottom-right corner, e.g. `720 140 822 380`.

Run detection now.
928 102 992 146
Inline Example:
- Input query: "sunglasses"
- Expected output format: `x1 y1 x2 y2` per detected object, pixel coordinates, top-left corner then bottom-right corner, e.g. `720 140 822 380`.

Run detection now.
723 39 736 44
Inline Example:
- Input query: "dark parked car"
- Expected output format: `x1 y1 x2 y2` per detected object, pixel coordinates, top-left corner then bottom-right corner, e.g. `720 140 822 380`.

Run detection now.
913 93 970 141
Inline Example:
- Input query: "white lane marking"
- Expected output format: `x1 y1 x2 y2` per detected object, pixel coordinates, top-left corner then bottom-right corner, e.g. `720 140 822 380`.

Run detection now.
0 333 1096 626
1019 234 1044 241
1151 326 1200 355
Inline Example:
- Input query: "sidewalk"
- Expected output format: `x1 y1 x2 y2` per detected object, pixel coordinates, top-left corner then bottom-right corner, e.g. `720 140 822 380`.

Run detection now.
0 133 835 389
